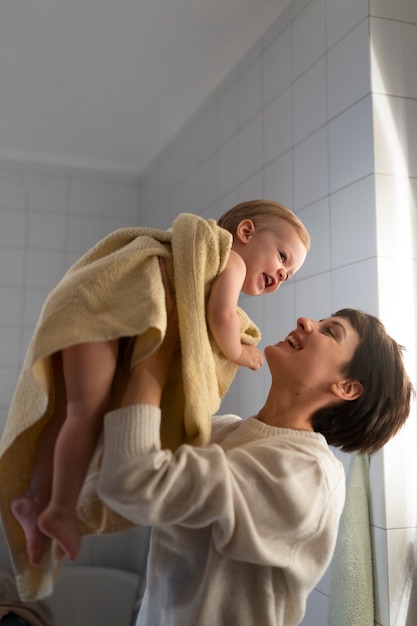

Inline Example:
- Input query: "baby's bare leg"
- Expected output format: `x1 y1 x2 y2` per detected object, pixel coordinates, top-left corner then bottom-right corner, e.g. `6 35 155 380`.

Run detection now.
11 353 67 566
38 340 118 561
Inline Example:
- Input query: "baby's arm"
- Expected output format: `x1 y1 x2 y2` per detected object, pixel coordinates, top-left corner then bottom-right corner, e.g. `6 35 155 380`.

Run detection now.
207 250 264 371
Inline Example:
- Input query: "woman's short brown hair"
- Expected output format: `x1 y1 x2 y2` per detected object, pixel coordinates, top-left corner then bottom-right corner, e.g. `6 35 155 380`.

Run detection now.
217 199 311 252
311 308 415 455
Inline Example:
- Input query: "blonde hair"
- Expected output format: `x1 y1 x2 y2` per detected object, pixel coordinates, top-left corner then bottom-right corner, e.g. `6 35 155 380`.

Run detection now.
217 199 311 251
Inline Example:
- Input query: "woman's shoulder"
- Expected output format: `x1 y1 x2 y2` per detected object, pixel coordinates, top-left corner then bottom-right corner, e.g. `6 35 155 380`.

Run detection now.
210 414 242 442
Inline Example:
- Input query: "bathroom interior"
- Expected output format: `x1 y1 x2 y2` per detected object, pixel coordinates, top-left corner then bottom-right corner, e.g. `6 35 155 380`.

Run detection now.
0 0 416 624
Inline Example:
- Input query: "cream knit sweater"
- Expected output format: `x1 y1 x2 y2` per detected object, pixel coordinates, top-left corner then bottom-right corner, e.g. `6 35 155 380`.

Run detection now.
99 406 345 626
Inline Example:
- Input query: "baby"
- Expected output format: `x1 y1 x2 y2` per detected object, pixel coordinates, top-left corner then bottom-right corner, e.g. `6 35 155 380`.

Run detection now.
11 199 310 567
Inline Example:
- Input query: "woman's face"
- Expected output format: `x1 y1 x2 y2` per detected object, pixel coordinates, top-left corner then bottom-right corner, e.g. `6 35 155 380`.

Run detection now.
265 316 361 395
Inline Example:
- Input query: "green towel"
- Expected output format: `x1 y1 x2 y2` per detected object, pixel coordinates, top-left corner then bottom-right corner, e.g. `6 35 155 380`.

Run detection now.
327 452 374 625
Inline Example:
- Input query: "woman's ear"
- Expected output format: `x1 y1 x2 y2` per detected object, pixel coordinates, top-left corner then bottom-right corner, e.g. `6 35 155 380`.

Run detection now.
330 379 363 401
235 219 256 243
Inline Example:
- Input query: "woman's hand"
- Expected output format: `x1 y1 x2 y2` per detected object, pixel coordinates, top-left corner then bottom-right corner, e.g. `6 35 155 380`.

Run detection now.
121 257 179 407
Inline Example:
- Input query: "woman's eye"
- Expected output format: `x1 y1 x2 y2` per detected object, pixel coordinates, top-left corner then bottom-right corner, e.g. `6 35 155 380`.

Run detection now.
322 326 335 338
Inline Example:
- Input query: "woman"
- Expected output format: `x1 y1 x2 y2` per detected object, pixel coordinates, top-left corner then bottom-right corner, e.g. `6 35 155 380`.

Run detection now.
98 305 414 626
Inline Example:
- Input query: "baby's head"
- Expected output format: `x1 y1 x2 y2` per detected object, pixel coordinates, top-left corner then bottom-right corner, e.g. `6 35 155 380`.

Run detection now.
218 200 310 290
217 199 310 252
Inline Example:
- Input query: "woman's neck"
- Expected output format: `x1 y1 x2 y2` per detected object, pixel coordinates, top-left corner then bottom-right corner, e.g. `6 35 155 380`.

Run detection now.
255 388 316 431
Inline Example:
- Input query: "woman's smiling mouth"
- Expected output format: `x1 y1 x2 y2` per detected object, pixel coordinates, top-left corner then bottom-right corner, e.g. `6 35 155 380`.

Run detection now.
285 333 301 350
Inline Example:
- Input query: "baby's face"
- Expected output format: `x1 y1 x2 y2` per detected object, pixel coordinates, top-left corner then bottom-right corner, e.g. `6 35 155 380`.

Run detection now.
238 221 307 295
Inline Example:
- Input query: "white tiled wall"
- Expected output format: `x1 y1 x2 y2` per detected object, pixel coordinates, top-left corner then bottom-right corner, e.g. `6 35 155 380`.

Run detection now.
0 0 416 622
137 0 417 624
370 2 417 624
138 0 376 403
0 162 149 574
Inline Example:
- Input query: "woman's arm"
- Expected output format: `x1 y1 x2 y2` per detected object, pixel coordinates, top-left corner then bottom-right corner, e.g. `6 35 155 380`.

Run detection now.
121 257 179 407
99 406 343 569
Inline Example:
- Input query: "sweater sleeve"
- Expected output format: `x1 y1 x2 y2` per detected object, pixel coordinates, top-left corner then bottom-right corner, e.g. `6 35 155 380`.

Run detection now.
98 405 344 568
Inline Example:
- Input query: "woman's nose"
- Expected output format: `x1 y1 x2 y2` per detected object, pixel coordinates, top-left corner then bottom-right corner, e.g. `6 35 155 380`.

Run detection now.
297 317 313 332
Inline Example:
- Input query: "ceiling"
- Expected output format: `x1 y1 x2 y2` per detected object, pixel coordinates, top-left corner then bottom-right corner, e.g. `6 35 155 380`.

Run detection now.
0 0 289 178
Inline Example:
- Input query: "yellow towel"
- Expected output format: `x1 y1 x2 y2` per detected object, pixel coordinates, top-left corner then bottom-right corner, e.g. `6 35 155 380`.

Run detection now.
0 213 261 601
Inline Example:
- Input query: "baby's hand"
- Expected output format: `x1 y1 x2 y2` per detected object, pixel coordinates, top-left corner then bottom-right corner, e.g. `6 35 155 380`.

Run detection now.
234 344 264 371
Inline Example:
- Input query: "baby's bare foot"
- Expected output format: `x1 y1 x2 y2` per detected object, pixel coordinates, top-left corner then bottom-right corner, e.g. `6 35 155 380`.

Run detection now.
11 493 46 566
38 507 81 562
